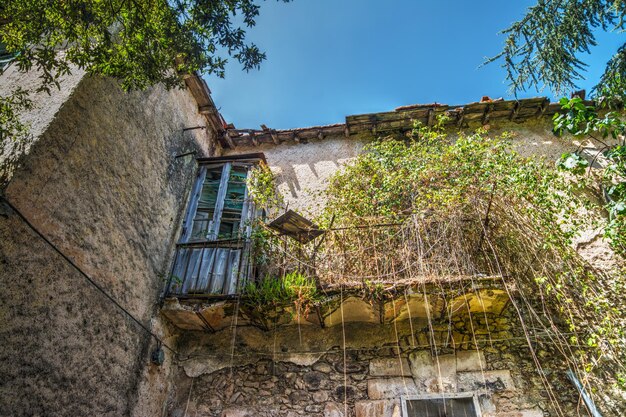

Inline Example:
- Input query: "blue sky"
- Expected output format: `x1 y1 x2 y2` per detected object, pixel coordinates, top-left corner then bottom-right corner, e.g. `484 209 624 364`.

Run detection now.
205 0 625 129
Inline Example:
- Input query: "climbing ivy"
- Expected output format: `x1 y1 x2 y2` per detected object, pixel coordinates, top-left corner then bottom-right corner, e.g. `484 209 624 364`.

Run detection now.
554 97 626 256
247 161 283 210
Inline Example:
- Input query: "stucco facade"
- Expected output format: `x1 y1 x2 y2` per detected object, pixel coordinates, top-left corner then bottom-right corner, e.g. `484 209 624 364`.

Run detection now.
0 72 217 416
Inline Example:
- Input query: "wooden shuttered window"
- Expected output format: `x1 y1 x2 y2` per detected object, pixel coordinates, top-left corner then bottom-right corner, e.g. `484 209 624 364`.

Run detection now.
168 154 265 297
182 162 253 243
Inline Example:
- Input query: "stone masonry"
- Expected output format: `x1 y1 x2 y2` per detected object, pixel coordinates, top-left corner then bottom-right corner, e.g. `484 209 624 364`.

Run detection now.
165 309 586 417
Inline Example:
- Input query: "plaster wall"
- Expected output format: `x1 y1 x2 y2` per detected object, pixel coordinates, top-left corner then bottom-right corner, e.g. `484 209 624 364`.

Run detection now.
225 136 366 216
0 75 216 416
0 62 86 187
224 120 598 217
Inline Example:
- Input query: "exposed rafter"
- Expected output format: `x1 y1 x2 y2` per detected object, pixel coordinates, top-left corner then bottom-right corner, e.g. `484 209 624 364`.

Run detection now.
219 96 596 148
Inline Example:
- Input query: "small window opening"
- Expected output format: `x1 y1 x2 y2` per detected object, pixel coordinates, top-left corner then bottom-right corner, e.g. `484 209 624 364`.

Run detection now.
402 394 481 417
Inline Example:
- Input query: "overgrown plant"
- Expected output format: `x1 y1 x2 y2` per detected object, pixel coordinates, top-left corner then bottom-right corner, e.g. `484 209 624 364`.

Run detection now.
247 118 624 410
243 271 319 318
0 87 33 186
247 161 283 210
554 97 626 256
0 0 290 156
361 280 389 306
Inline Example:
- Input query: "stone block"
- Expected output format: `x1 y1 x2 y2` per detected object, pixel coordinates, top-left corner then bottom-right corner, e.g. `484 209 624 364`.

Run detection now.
278 352 324 366
220 408 253 417
303 371 325 390
312 391 329 402
305 404 323 413
383 294 443 321
334 385 357 402
355 399 401 417
447 289 510 316
324 402 345 417
408 351 432 374
457 370 515 392
516 410 544 417
408 351 457 392
367 378 419 399
369 358 412 377
313 361 333 373
456 350 486 372
477 392 496 415
323 296 378 327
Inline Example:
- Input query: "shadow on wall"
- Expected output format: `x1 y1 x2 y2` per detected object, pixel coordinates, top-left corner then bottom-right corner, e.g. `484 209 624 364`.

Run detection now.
228 136 365 216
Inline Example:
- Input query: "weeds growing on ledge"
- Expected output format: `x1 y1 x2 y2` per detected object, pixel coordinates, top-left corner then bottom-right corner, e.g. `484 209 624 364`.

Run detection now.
243 271 319 318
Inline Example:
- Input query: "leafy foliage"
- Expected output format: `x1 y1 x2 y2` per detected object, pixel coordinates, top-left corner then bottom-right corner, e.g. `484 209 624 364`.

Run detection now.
245 121 624 401
0 86 33 185
486 0 626 97
553 97 626 139
554 97 626 256
0 0 289 141
0 87 31 142
0 0 289 91
556 151 589 175
321 122 585 247
247 161 283 210
311 123 624 402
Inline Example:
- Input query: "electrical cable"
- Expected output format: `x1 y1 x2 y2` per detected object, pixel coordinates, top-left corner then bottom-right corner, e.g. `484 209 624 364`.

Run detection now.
1 196 179 356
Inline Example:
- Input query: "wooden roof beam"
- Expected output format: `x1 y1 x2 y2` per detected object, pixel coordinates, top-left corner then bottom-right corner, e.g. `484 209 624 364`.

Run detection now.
509 101 521 121
456 110 465 128
482 104 494 125
198 105 216 115
250 131 259 147
261 124 280 145
427 108 435 127
270 131 279 145
536 98 549 117
223 131 236 149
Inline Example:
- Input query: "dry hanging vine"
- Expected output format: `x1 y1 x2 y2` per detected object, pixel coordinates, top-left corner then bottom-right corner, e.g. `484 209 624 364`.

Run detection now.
246 118 625 414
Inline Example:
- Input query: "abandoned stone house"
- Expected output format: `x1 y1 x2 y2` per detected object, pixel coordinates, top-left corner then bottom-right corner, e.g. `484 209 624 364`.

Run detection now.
0 60 621 417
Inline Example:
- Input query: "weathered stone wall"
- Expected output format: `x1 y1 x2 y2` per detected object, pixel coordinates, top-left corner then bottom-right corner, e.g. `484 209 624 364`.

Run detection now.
205 117 624 417
165 306 587 417
0 75 216 416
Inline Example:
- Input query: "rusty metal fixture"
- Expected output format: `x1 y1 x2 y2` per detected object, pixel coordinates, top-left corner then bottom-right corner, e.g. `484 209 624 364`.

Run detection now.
151 344 165 366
